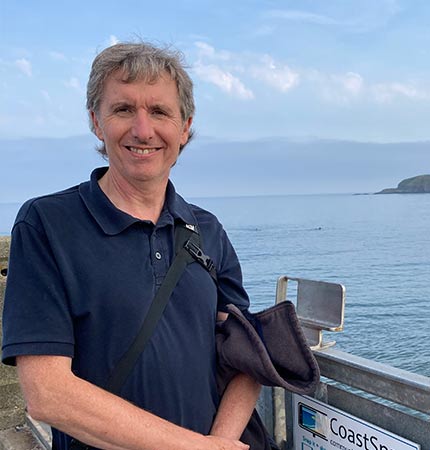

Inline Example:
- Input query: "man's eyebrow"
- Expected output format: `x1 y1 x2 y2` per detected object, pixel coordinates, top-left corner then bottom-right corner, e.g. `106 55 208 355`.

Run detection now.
150 102 174 112
107 100 176 115
110 101 133 109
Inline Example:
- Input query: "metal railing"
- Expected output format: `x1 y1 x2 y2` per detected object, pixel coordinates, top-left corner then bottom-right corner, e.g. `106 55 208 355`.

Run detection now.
281 347 430 449
266 276 430 450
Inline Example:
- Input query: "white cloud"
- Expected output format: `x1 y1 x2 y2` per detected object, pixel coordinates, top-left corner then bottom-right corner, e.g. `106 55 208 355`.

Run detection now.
195 42 231 61
191 42 428 106
193 43 299 97
264 9 338 26
109 35 119 46
335 72 364 95
251 56 299 92
305 70 365 104
15 58 32 77
64 77 84 93
195 42 215 58
41 90 52 103
307 69 430 105
371 82 426 103
192 42 253 99
188 34 209 41
253 25 276 37
193 63 254 100
49 51 67 61
264 2 402 33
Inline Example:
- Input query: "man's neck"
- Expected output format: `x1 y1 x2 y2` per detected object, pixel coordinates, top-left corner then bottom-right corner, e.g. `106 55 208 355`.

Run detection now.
98 170 168 224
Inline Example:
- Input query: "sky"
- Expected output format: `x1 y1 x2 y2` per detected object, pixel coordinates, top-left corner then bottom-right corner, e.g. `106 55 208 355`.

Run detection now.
2 0 430 142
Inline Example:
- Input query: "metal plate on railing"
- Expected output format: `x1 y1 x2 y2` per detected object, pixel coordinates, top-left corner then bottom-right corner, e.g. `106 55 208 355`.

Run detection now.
276 276 345 349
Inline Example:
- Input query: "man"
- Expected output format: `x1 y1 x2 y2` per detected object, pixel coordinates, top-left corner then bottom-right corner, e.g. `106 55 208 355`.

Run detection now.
2 42 260 450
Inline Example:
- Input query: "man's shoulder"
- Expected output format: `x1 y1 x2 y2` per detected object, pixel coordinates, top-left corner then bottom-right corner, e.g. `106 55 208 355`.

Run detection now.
168 184 224 231
184 201 223 230
14 184 83 228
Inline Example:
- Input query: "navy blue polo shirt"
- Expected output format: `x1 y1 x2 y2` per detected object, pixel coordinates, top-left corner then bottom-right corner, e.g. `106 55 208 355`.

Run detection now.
2 167 249 449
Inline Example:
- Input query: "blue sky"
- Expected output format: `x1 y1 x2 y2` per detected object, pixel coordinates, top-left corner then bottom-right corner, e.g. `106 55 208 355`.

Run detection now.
2 0 430 142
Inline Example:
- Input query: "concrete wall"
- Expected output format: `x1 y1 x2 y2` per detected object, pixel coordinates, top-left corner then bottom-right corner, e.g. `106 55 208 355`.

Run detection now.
0 237 26 430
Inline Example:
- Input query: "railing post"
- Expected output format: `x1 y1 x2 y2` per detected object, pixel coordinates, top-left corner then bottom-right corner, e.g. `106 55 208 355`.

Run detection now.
273 386 287 448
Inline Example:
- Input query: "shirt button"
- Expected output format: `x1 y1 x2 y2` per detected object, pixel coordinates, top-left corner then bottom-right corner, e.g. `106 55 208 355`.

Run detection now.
155 251 162 260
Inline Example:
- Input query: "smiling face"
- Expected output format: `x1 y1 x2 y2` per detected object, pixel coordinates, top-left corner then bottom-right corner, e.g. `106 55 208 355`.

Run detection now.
91 71 192 190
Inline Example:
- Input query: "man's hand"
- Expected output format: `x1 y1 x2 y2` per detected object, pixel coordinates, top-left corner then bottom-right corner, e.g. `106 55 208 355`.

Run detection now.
206 435 249 449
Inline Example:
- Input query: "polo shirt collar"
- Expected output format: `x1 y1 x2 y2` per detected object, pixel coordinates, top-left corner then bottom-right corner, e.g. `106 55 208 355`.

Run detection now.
79 167 197 235
164 179 198 227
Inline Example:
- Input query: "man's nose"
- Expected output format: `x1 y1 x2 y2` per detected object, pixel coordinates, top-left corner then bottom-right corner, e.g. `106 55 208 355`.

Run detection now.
131 110 154 141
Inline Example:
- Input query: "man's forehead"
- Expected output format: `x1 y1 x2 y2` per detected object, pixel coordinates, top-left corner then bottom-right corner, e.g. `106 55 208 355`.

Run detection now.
101 70 177 97
98 70 181 110
109 68 173 87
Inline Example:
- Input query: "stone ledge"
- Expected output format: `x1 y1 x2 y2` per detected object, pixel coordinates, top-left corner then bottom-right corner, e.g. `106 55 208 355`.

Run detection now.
0 386 25 414
0 408 26 432
0 424 46 450
0 365 19 386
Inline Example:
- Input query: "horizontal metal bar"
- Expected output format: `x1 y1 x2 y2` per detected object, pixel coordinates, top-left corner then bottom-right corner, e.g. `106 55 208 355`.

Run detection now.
314 347 430 414
325 383 430 447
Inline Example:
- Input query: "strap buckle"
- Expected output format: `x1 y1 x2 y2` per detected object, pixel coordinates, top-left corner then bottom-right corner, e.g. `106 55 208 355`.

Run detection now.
184 239 216 274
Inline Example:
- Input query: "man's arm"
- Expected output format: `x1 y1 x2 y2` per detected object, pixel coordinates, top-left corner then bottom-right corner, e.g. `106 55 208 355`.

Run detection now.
211 312 261 439
17 355 249 450
210 373 261 440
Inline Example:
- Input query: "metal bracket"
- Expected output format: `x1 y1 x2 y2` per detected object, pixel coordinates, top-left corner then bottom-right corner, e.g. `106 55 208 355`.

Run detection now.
276 276 345 350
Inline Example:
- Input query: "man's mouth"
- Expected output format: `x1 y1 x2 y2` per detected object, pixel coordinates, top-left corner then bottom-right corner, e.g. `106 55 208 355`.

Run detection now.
126 146 160 155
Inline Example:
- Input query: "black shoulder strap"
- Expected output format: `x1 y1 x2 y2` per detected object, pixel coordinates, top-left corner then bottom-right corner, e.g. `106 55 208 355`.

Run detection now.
106 223 216 394
180 225 217 283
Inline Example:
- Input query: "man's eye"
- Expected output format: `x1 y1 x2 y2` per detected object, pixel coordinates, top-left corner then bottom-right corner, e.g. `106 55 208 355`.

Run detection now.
114 106 133 114
151 108 167 116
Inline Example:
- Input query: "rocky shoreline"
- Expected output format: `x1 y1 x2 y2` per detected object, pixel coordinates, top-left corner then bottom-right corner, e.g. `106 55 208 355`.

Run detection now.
376 174 430 194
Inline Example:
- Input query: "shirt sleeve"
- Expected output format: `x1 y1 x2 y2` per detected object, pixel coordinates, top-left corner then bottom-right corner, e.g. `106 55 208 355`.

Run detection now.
1 219 75 366
216 226 250 313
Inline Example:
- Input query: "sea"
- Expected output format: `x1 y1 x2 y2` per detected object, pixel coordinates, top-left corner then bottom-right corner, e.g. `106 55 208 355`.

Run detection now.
1 193 429 377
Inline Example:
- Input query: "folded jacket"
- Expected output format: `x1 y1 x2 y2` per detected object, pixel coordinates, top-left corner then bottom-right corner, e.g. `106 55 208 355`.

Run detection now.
216 301 320 395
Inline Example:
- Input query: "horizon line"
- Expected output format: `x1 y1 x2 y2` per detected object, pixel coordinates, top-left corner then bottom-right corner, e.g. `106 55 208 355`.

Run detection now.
1 133 430 146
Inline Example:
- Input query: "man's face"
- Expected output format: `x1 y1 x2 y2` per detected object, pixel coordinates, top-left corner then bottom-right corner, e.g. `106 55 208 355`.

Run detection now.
91 71 192 188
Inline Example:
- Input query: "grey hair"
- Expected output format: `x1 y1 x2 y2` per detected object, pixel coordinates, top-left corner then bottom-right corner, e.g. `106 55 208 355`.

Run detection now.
87 42 195 156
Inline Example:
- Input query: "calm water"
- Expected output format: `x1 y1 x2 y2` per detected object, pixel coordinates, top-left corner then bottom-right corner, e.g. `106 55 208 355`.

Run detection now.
193 193 430 377
1 193 430 376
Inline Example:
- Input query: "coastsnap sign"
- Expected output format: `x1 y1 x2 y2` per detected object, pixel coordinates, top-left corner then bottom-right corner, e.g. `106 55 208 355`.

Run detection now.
292 395 420 450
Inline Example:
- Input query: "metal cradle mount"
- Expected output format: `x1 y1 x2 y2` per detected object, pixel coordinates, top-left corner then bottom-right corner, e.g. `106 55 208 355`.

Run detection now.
275 275 345 350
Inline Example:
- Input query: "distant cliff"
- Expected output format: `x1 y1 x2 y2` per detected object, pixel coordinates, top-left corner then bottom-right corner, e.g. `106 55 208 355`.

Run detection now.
376 174 430 194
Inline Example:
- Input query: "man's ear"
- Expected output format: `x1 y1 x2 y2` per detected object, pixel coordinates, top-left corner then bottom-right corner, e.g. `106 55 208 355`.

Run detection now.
180 116 193 146
90 110 104 141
